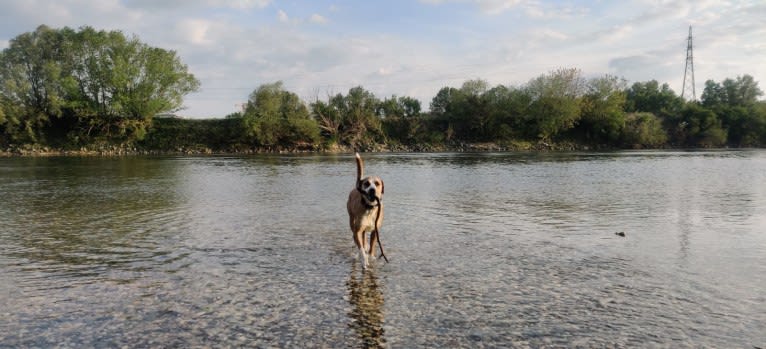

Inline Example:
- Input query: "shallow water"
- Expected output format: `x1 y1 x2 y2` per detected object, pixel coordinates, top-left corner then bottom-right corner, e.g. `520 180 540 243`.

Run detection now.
1 151 765 347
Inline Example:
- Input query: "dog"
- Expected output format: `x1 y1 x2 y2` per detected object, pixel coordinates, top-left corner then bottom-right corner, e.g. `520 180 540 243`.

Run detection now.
347 152 384 269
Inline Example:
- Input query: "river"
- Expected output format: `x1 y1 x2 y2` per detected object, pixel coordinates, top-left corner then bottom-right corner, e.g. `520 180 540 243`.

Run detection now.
1 150 765 347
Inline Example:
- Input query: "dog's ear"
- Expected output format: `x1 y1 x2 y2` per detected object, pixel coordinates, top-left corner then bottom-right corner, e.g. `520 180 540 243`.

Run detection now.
380 179 384 194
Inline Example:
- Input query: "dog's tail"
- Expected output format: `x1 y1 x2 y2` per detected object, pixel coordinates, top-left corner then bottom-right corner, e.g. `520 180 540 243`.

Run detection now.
355 152 364 183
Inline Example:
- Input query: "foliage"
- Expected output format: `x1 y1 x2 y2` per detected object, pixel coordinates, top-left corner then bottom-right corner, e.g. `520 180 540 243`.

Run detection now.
2 26 765 152
241 81 319 146
668 103 727 147
140 117 242 150
701 75 765 146
625 80 684 118
0 25 199 147
621 112 668 148
524 68 586 141
311 86 382 148
576 75 627 144
379 95 425 145
701 75 763 108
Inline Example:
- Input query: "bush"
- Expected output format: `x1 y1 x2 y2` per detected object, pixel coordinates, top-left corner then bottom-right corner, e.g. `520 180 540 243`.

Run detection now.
622 112 668 148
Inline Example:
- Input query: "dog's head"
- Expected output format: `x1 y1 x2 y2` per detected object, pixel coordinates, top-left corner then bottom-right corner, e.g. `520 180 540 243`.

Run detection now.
358 175 384 203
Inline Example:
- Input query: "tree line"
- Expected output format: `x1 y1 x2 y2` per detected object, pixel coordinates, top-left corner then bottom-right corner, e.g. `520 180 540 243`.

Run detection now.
2 26 766 152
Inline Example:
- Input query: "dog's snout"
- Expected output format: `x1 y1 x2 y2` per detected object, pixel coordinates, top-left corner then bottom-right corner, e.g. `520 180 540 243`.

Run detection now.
367 187 376 196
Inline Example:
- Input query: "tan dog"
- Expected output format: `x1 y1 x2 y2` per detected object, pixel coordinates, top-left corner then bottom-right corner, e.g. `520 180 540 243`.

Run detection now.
347 152 384 269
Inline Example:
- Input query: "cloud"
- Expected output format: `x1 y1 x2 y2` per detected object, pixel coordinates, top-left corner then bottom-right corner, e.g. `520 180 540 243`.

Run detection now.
277 9 289 22
210 0 271 9
309 14 328 24
475 0 523 15
418 0 524 15
2 0 764 117
123 0 271 10
522 1 589 19
176 19 213 46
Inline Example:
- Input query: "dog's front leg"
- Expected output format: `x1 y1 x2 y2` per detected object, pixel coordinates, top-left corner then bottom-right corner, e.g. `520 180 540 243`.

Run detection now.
354 229 369 269
368 231 378 259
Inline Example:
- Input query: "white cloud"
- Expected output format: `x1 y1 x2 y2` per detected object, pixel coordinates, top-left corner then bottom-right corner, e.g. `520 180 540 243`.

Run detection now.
522 1 589 19
277 9 289 23
418 0 524 14
210 0 271 9
176 19 213 46
1 0 764 117
377 67 392 76
309 14 328 24
476 0 523 15
599 25 634 43
124 0 270 10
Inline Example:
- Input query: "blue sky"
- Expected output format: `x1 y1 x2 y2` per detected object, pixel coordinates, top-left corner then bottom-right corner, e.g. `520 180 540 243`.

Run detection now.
1 0 764 118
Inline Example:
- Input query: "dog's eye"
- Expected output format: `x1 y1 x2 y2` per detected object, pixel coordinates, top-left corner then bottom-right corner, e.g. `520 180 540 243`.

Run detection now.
375 181 381 186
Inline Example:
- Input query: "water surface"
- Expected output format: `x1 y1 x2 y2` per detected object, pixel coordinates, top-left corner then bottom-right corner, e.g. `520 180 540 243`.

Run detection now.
1 151 765 347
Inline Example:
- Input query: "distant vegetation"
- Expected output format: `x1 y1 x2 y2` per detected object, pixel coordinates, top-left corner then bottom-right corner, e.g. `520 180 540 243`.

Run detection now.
2 25 766 154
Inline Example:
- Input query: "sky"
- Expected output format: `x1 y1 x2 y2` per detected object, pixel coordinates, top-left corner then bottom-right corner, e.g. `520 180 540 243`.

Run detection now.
1 0 764 118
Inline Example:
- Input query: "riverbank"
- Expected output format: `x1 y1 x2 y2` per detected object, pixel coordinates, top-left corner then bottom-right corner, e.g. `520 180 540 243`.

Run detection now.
0 140 623 157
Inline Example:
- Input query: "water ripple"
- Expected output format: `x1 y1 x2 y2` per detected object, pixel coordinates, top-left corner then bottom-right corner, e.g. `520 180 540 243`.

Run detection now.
1 152 765 347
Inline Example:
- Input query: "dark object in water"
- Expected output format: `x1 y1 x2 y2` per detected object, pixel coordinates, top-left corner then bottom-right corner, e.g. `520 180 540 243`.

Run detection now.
615 232 626 237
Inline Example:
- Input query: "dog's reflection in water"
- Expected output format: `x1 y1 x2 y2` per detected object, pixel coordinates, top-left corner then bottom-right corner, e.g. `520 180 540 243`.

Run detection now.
346 265 385 348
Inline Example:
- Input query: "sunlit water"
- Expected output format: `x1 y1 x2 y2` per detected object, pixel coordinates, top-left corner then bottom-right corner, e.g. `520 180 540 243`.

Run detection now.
1 151 765 348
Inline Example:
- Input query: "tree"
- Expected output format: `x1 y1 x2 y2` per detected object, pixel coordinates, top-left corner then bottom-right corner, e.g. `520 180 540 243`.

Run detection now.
701 75 764 146
430 86 458 117
311 86 381 148
622 112 668 148
0 25 67 143
311 97 342 142
429 86 459 140
427 80 501 141
669 103 727 147
63 26 200 142
242 81 319 146
702 75 763 108
577 75 627 144
625 80 684 118
0 25 200 146
524 68 585 141
378 95 423 144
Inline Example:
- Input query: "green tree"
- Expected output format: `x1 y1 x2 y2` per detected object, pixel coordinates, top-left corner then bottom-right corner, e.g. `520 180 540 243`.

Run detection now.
0 25 200 146
701 75 764 146
311 97 342 142
625 80 684 118
63 26 199 142
312 86 381 148
669 103 727 147
621 112 668 148
427 80 500 141
702 75 762 108
451 79 491 141
524 68 585 141
577 75 627 144
378 95 423 144
242 81 319 146
429 86 459 141
0 25 67 143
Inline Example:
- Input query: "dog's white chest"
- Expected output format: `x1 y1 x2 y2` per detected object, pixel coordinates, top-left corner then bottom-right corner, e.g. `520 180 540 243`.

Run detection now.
360 210 379 232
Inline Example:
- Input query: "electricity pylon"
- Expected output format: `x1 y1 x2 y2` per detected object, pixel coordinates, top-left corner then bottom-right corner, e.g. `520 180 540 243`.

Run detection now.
681 26 696 101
